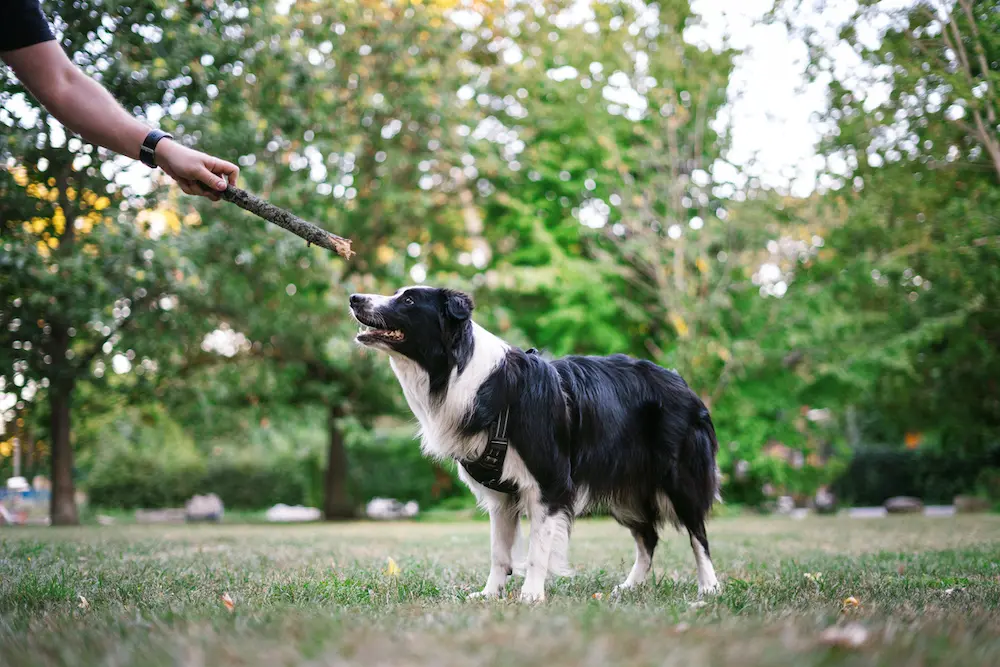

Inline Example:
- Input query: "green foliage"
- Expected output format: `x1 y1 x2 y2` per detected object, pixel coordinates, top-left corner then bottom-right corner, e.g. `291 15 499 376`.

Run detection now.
775 0 1000 454
6 0 998 515
832 447 1000 506
342 420 468 511
78 404 468 511
83 406 206 508
85 446 314 511
85 449 202 509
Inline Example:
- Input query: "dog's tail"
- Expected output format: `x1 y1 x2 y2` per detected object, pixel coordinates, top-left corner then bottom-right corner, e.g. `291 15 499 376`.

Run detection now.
686 406 722 513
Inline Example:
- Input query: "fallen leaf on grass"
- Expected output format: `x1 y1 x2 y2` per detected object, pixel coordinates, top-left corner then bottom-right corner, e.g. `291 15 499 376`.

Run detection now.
820 623 869 649
842 596 860 610
78 595 89 611
220 592 235 613
385 557 401 577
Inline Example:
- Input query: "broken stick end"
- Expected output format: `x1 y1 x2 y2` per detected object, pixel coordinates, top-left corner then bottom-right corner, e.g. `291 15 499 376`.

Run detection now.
331 236 355 261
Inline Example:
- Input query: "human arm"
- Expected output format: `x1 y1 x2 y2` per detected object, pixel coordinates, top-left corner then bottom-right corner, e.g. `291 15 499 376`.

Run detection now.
1 40 238 199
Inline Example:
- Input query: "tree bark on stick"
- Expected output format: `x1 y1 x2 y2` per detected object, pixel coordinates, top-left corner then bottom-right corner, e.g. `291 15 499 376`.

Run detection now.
220 186 355 259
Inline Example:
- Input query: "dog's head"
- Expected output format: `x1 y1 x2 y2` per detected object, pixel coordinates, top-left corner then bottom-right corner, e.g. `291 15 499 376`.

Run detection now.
349 286 474 364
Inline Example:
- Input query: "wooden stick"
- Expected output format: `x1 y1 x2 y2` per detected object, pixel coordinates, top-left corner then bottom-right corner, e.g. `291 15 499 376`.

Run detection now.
220 186 354 260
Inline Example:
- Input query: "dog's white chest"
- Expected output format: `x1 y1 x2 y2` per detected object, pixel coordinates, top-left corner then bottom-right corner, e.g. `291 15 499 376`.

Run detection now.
389 356 485 460
387 322 508 461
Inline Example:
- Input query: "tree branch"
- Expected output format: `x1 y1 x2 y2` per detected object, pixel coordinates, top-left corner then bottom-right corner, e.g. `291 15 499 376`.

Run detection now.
932 8 1000 181
220 186 355 260
956 0 996 125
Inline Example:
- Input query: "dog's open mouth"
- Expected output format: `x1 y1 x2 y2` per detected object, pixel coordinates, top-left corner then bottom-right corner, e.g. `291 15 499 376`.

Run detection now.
356 324 405 343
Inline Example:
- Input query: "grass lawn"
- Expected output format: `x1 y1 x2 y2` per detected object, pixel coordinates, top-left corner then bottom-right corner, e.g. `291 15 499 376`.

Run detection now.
1 515 999 666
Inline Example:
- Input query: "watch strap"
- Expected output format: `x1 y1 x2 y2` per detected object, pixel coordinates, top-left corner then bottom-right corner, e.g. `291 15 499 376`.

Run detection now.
139 129 173 168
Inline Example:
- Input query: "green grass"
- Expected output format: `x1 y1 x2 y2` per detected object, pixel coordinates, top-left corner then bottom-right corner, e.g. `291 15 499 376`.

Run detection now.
1 516 999 666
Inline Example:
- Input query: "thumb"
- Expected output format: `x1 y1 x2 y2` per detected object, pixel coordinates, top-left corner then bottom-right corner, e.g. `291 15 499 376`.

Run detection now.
196 166 229 191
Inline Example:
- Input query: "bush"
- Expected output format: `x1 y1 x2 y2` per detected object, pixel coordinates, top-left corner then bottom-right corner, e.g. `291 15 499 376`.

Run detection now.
83 407 207 509
202 455 313 509
86 450 314 510
341 422 469 510
831 447 1000 505
86 447 205 509
83 413 471 512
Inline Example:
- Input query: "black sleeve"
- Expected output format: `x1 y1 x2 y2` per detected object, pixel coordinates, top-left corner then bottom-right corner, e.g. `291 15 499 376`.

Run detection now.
0 0 56 53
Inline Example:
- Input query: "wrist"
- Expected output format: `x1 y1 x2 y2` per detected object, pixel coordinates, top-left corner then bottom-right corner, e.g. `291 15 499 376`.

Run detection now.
139 129 174 168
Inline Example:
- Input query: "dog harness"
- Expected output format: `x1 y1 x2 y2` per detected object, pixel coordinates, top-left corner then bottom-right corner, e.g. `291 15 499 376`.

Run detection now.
459 348 538 495
460 407 518 494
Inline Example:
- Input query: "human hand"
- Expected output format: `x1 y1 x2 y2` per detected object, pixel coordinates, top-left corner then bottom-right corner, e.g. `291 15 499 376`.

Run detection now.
155 140 239 201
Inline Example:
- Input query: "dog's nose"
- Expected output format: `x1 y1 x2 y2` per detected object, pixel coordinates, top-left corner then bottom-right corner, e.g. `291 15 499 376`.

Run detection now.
349 294 365 308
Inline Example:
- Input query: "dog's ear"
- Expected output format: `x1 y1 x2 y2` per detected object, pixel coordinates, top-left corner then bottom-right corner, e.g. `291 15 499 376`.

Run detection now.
443 289 474 322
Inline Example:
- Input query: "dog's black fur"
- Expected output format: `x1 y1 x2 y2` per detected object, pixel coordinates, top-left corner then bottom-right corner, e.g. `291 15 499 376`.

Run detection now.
463 349 720 558
350 286 720 570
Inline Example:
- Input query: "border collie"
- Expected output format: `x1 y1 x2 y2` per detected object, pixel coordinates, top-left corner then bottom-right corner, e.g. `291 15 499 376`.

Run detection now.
350 286 721 602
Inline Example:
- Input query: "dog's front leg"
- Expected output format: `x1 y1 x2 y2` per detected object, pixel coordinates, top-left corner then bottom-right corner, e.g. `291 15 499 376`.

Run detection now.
470 498 518 600
520 505 563 603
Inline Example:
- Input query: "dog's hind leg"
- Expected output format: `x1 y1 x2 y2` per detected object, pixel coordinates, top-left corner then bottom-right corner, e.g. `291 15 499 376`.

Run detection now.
668 410 721 597
667 485 719 597
688 522 719 597
670 491 719 597
470 496 519 600
613 521 658 593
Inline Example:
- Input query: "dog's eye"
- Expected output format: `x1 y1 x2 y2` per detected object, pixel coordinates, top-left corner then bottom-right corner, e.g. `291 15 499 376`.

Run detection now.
403 297 414 306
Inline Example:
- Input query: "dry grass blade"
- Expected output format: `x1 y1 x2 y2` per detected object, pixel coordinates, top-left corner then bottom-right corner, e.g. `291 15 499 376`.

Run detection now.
221 186 354 260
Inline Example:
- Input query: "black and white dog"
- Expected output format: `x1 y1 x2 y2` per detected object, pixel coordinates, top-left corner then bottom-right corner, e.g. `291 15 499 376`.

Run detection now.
350 286 721 602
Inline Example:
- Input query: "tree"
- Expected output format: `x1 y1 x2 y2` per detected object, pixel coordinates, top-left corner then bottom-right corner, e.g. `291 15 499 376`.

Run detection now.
1 0 245 524
778 0 1000 452
449 1 853 496
150 0 499 518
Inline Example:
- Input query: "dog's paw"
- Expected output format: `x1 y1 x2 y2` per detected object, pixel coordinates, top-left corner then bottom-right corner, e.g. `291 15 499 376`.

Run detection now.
518 587 546 604
468 589 503 601
610 581 640 599
697 581 721 598
549 564 576 578
611 577 653 599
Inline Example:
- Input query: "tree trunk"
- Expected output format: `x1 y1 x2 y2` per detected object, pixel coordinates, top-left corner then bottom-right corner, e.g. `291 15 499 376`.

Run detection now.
323 405 355 520
49 379 78 526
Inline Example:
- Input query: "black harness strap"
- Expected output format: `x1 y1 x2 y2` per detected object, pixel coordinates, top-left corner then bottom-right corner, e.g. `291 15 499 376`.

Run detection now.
460 407 518 494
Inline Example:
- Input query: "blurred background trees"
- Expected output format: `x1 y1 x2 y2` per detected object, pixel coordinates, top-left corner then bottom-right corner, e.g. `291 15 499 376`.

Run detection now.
2 0 997 523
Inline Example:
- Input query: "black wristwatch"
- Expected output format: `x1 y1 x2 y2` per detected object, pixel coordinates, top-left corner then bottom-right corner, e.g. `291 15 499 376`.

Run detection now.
139 129 174 168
